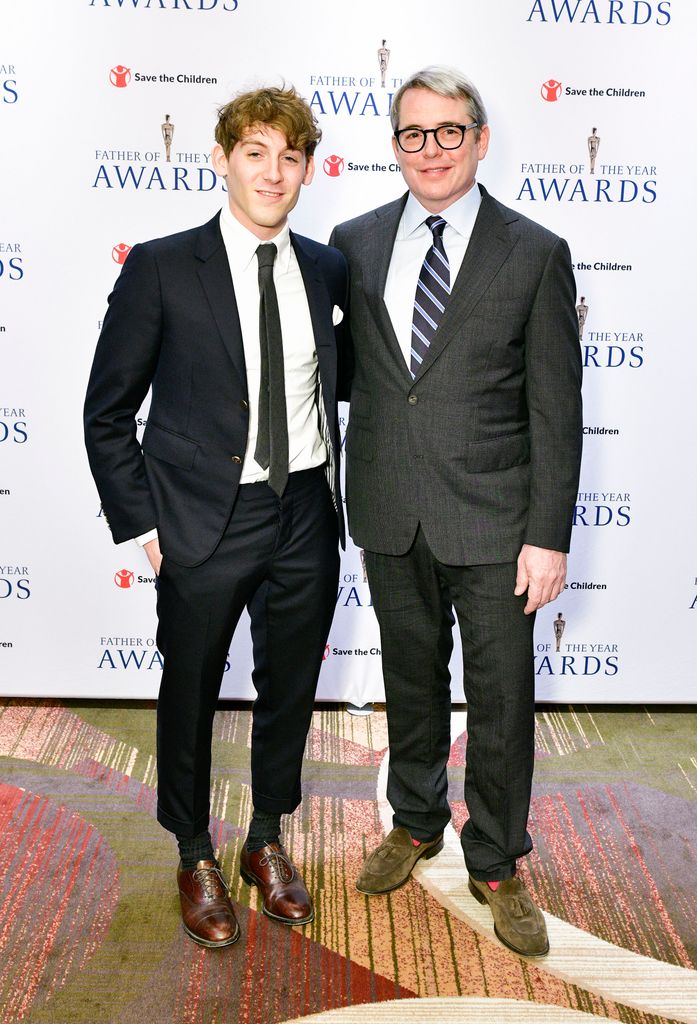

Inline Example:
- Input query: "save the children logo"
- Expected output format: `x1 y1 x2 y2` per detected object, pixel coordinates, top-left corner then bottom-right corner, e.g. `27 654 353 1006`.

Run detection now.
323 154 345 177
112 243 132 264
109 65 131 88
541 78 562 101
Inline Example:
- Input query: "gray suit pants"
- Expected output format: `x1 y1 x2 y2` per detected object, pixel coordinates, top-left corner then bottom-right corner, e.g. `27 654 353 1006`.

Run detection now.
365 526 535 881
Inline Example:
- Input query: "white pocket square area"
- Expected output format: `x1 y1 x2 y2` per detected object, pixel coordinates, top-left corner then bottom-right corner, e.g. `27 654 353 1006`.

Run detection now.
332 305 344 326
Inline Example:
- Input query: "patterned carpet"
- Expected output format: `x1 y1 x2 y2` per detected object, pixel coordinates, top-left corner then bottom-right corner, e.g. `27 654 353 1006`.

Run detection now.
0 701 695 1024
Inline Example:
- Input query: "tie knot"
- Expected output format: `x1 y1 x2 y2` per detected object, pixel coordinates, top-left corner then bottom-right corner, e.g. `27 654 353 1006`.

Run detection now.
256 243 277 270
425 215 447 239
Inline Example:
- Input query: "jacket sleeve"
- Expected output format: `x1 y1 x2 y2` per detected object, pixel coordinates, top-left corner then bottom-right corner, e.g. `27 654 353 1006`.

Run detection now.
329 226 354 402
523 236 583 552
83 243 162 544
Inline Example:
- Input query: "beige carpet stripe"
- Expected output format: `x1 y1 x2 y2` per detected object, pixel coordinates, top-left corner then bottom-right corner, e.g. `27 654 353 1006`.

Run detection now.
280 996 615 1023
377 712 697 1024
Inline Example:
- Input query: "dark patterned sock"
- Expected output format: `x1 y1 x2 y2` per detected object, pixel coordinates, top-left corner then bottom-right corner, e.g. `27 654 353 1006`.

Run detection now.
245 810 282 853
176 829 215 870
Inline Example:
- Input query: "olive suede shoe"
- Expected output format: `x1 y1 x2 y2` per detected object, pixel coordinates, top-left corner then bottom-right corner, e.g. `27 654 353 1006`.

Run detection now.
468 876 549 957
356 827 444 895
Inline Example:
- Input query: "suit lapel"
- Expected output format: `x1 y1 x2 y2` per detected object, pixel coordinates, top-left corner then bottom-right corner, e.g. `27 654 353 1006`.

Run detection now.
416 189 520 380
291 233 334 352
291 233 341 515
195 214 247 390
363 195 412 382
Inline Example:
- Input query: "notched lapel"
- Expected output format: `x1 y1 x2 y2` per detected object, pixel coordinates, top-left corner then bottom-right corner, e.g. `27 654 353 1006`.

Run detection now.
292 235 338 441
363 196 412 382
195 218 247 389
415 195 520 380
292 234 334 351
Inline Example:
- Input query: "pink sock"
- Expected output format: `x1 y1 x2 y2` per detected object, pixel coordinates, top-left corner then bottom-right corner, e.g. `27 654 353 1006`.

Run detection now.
411 837 422 847
487 880 501 891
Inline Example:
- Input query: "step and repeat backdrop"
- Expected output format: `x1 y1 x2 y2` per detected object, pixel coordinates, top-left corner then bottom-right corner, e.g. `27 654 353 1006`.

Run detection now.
1 0 695 702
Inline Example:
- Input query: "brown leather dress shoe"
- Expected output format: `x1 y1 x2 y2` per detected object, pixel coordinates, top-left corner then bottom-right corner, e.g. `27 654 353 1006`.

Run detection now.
239 842 314 925
177 859 240 948
468 876 549 957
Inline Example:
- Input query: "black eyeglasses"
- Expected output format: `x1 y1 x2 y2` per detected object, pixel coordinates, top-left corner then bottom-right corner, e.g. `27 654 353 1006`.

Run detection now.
394 122 479 153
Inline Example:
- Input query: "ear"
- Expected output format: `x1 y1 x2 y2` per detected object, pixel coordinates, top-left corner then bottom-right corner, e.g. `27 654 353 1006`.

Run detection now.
211 143 230 176
302 154 315 186
476 124 490 161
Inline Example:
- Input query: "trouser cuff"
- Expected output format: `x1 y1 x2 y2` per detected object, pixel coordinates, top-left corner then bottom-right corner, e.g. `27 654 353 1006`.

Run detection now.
252 789 301 815
157 803 209 838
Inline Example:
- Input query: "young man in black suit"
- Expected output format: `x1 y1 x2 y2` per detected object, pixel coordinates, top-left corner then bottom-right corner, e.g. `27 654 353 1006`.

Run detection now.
85 85 348 947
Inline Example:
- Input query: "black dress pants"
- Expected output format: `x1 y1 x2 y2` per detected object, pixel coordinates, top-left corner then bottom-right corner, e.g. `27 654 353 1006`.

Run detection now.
155 467 339 837
364 526 536 882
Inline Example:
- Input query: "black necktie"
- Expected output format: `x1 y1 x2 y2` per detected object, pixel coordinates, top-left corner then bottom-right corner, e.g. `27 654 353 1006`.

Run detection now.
254 243 288 496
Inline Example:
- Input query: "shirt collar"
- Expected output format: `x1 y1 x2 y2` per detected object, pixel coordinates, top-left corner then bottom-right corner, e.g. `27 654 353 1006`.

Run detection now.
402 183 482 239
219 203 292 273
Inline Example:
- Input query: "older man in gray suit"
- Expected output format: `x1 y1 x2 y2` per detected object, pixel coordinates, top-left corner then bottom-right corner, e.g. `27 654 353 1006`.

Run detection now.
330 66 582 957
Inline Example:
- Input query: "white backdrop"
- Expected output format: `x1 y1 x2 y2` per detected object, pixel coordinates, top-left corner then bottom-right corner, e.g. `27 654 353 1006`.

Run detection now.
1 0 695 701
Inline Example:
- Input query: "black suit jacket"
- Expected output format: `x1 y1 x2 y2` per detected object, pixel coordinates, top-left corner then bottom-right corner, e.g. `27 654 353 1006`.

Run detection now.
330 186 583 564
85 213 349 566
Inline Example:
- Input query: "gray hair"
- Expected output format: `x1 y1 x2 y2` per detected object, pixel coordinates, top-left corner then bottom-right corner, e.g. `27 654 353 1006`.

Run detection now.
390 65 488 139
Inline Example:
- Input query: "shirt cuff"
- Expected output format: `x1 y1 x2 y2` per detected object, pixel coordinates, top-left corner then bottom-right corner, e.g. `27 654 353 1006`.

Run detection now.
135 529 158 547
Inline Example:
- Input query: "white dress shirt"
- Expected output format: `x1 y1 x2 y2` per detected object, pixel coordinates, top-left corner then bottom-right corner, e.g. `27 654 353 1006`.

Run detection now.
135 206 325 547
384 185 482 366
219 205 325 483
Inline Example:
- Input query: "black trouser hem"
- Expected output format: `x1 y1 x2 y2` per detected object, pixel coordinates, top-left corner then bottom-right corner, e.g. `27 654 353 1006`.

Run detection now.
158 803 210 839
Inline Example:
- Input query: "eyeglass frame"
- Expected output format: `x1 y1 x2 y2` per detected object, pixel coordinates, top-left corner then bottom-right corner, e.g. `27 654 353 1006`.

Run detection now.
393 121 479 153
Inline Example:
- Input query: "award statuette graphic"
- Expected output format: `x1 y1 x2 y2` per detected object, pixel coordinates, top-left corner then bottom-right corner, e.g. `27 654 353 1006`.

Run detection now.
587 127 600 174
360 549 367 584
377 39 390 88
576 296 589 340
553 612 566 653
161 114 175 163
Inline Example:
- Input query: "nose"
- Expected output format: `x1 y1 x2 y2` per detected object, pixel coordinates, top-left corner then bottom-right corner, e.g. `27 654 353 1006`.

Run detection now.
263 157 283 182
422 131 442 158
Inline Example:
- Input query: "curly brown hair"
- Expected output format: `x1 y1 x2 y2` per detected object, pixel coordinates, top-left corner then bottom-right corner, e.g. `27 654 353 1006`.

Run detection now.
215 85 322 158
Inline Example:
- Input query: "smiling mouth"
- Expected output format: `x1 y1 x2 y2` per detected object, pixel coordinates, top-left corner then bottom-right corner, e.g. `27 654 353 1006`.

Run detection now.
256 189 284 198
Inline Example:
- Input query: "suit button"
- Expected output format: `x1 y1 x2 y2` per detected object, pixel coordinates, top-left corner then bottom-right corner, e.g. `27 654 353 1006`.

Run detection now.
231 455 242 464
408 395 418 405
240 399 249 411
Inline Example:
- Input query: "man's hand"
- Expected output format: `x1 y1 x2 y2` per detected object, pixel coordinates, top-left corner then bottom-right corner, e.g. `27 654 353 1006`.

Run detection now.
514 544 567 615
144 537 163 576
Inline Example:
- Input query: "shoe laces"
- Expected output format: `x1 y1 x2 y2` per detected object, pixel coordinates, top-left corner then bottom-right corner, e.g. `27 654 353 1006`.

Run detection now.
193 864 228 900
258 848 294 883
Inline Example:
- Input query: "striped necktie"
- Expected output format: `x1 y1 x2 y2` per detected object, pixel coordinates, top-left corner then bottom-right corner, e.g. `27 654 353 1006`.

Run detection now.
410 215 450 379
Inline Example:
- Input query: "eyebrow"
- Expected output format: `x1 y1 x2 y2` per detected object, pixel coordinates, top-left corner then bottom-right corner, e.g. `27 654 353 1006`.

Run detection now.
399 120 462 129
240 137 300 153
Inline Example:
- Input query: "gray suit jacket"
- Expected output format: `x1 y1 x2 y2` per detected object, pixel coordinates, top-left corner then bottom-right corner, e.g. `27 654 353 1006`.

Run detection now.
330 185 583 565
